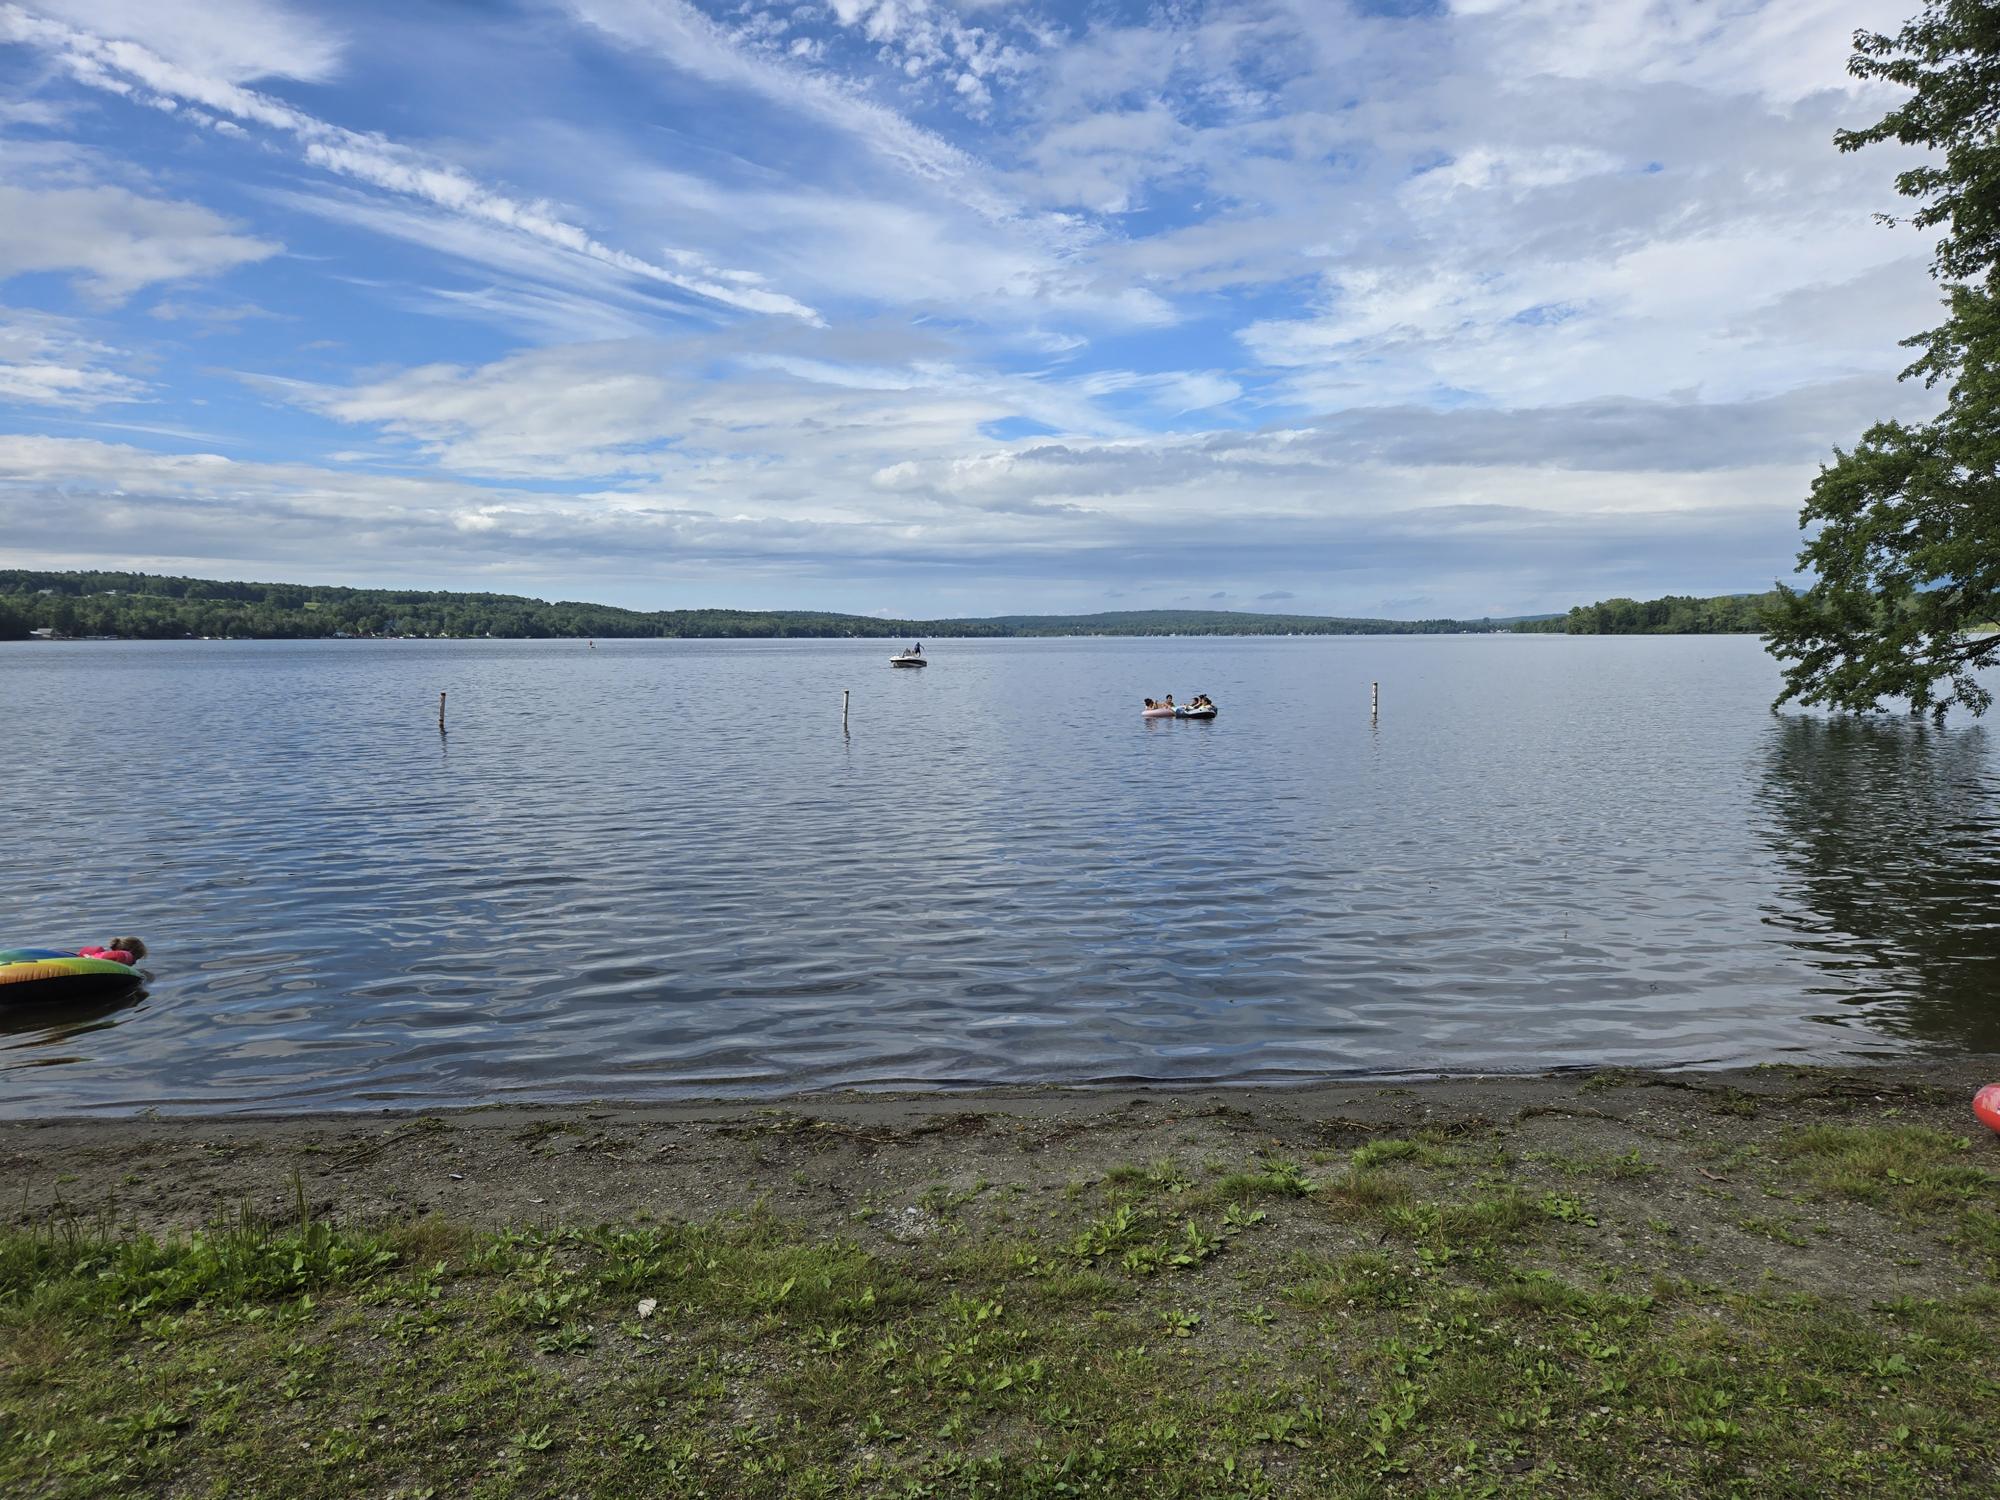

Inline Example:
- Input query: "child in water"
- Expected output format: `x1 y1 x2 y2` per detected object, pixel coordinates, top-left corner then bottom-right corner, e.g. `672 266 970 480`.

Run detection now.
77 937 147 966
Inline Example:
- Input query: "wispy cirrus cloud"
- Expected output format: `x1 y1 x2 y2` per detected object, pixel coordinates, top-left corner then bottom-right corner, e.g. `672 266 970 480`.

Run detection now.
561 0 1068 238
25 0 344 83
256 329 1176 481
0 2 822 324
567 1 977 186
0 307 146 406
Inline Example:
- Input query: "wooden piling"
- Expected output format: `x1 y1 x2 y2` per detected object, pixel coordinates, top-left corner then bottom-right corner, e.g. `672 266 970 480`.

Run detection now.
843 689 850 729
438 691 447 732
1371 681 1379 720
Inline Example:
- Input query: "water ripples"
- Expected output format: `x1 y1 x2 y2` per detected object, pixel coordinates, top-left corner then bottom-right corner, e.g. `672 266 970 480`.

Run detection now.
2 635 1996 1113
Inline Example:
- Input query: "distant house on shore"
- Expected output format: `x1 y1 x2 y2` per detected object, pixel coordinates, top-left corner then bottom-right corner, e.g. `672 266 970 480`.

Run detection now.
28 627 62 640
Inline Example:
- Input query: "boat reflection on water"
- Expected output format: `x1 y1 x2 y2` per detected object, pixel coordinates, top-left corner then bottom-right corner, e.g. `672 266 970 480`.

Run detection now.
1758 715 2000 1051
0 988 148 1059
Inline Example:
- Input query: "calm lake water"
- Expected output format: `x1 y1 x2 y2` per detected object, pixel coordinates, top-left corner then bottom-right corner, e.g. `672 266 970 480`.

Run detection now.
4 635 1997 1114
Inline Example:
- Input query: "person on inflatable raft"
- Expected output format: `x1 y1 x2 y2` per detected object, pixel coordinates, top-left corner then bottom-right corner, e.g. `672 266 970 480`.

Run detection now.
0 938 149 1005
0 937 148 966
78 937 147 965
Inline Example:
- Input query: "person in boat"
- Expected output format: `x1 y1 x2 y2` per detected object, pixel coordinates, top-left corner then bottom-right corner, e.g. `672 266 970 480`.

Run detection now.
1162 694 1174 708
1144 698 1156 709
910 642 923 655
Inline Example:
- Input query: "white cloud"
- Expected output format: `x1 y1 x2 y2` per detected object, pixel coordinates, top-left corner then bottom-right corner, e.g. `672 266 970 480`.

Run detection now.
0 3 822 324
248 329 1916 550
1400 145 1624 205
562 0 1060 233
0 306 146 405
598 162 1175 326
812 0 1038 112
260 332 1170 482
0 96 68 127
934 1 1939 414
297 138 821 323
0 390 1873 614
25 0 344 83
1445 0 1913 107
1017 104 1190 215
1238 114 1938 410
257 185 695 342
0 181 278 300
0 0 1954 614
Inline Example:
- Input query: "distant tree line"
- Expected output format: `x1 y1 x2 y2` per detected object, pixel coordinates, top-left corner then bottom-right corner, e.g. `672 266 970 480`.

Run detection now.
1511 592 1777 636
0 571 1797 642
968 610 1496 637
0 571 1511 641
0 573 921 641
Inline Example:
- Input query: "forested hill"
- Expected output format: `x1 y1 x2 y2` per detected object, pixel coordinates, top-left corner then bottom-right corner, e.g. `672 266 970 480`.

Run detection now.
947 609 1499 637
0 571 1510 641
1511 591 1777 635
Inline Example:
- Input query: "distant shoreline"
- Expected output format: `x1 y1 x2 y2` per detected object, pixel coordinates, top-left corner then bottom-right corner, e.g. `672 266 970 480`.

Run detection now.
3 567 1774 642
6 630 1774 645
7 629 1670 643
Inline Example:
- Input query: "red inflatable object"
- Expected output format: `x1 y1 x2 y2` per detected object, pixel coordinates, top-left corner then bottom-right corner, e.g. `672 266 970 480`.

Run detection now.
1975 1084 2000 1136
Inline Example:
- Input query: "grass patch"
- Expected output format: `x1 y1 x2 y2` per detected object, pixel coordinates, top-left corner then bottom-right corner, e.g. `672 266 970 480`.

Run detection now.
1770 1125 2000 1272
1775 1126 1992 1211
0 1194 407 1323
6 1120 2000 1496
1351 1135 1456 1171
1214 1156 1319 1201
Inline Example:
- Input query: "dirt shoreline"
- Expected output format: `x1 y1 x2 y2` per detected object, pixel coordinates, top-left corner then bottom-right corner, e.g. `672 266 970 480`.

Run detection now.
8 1057 2000 1495
9 1057 1998 1243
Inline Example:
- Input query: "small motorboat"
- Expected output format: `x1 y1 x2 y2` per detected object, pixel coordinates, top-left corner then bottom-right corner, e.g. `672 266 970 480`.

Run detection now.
1175 704 1218 719
889 652 928 667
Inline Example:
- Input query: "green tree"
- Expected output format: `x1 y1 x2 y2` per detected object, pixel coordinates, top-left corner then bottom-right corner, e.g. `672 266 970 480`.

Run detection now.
1768 1 2000 719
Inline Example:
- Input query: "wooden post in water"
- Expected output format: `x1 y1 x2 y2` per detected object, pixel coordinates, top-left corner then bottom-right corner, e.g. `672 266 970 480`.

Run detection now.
1371 681 1379 721
438 691 447 732
843 689 850 729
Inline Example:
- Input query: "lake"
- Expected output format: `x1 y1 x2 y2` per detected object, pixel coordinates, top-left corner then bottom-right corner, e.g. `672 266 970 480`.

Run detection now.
3 635 1996 1114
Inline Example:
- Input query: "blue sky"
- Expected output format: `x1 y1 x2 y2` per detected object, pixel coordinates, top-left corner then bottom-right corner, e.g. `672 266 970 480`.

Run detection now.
0 0 1944 617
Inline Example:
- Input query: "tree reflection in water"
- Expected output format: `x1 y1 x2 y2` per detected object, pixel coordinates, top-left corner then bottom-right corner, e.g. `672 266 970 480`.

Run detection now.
1760 715 2000 1051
